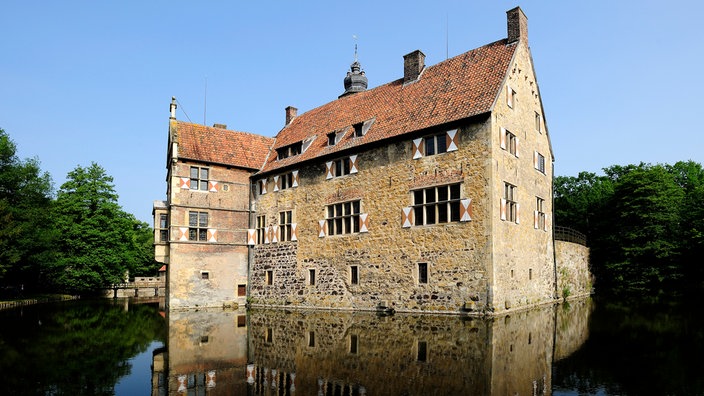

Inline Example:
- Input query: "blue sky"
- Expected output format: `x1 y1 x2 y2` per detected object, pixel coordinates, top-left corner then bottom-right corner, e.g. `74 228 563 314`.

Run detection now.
1 1 701 224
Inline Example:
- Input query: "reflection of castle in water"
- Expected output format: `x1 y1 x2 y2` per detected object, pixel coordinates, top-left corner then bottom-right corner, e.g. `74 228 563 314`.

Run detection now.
152 299 592 395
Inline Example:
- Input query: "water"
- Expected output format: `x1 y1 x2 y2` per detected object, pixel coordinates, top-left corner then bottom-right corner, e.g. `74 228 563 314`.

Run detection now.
0 296 702 395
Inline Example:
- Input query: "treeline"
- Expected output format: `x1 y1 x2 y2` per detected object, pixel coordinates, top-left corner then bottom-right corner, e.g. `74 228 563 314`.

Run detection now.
0 128 158 295
555 161 704 295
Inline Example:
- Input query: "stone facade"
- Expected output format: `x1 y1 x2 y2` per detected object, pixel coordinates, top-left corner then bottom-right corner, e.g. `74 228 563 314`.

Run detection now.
154 7 592 314
555 241 592 299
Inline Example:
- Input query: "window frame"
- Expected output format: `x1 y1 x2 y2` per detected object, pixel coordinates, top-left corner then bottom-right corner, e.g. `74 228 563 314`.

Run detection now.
535 111 542 133
188 211 209 241
412 184 461 226
279 210 293 242
418 262 429 284
189 166 210 191
536 197 546 230
506 130 517 156
256 215 266 244
350 265 359 285
333 158 351 178
158 213 169 242
276 142 302 160
536 152 546 174
424 133 448 157
504 183 518 223
326 200 361 235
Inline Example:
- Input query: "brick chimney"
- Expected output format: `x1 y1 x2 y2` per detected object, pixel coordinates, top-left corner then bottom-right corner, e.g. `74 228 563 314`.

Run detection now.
285 106 297 126
212 123 227 129
169 97 177 119
507 7 528 45
403 50 425 84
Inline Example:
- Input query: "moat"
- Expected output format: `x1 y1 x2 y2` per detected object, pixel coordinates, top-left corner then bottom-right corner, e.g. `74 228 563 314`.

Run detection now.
0 296 702 395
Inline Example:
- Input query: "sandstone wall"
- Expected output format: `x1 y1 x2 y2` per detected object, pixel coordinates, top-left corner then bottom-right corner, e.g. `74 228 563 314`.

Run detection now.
555 241 592 299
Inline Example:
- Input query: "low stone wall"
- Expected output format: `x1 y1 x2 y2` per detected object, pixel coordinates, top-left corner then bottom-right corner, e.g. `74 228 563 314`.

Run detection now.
102 277 166 298
555 241 592 300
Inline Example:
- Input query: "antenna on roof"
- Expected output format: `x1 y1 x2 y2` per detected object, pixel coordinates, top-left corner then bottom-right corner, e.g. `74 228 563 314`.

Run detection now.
203 75 208 125
446 13 449 60
353 34 358 62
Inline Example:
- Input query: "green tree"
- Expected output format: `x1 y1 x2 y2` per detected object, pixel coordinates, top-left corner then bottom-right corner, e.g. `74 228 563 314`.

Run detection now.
0 128 54 288
49 163 156 293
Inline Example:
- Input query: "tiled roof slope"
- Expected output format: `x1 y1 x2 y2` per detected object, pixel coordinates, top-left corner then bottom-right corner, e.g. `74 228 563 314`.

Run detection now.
176 121 274 170
259 39 517 175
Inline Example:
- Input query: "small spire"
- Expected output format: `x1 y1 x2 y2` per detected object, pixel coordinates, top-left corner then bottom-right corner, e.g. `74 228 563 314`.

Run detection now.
340 38 368 98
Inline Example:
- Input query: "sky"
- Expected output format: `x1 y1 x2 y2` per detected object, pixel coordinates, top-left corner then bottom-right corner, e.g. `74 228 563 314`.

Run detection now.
2 1 702 224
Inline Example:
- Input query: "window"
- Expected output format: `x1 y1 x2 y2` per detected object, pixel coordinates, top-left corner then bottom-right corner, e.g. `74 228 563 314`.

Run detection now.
417 341 428 362
327 132 337 146
201 272 209 280
266 270 273 286
412 184 461 226
350 265 359 285
189 211 208 241
276 142 302 159
308 269 316 286
190 166 209 191
418 263 428 284
353 123 364 137
279 211 293 241
507 85 516 108
257 179 267 195
535 152 546 174
326 200 360 235
308 331 315 347
256 215 266 244
159 214 168 242
280 172 294 189
529 268 533 280
266 328 273 343
349 334 359 354
237 315 246 327
334 158 351 177
503 183 518 222
502 129 517 156
237 284 246 297
424 133 448 156
536 197 546 230
535 111 541 133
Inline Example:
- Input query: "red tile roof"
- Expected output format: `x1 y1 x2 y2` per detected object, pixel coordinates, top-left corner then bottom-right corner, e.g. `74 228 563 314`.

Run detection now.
176 122 274 170
259 39 517 174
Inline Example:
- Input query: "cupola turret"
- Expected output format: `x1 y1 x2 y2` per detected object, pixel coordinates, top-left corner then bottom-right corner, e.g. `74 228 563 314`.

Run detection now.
340 45 368 98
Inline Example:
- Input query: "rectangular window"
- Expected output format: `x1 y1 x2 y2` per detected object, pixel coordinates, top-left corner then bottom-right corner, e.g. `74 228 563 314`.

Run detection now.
280 172 294 189
417 341 428 362
507 85 516 108
327 132 337 146
536 152 546 174
256 215 266 244
350 265 359 285
308 269 316 286
418 263 428 284
354 122 364 137
237 315 246 327
326 200 360 235
424 133 448 156
333 158 351 178
535 111 542 133
190 166 209 191
237 284 246 297
201 272 209 280
504 183 517 222
279 211 293 242
258 179 267 195
266 328 273 343
158 214 168 242
536 197 546 230
188 211 208 241
308 331 316 347
412 184 461 226
276 142 302 159
266 270 273 286
349 334 359 354
506 130 517 156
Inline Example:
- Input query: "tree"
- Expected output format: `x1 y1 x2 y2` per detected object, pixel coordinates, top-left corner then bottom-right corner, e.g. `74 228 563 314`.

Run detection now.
0 128 54 288
49 163 156 293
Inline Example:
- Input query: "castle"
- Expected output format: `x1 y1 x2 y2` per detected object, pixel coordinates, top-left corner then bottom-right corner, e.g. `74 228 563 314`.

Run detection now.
153 7 588 314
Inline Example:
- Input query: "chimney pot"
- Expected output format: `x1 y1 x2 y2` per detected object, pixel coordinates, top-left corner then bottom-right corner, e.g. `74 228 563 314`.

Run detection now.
403 50 425 84
213 123 227 129
169 97 177 119
507 7 528 44
285 106 298 126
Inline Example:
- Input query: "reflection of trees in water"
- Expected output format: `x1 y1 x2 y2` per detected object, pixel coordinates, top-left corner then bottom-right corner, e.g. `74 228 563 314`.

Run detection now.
0 299 166 395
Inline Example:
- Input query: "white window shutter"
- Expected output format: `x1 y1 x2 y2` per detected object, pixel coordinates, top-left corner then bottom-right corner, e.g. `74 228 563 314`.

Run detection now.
207 229 217 243
291 223 298 241
180 177 191 189
259 179 267 195
446 129 459 152
515 203 520 224
271 225 278 243
500 198 507 221
359 213 369 233
292 170 299 187
179 227 189 241
534 211 539 229
412 138 424 159
318 220 327 237
460 199 472 222
500 128 507 150
325 161 334 179
534 151 539 169
402 207 414 228
349 155 358 174
264 227 270 244
544 214 550 232
208 181 218 192
247 229 256 245
515 137 520 158
273 175 280 192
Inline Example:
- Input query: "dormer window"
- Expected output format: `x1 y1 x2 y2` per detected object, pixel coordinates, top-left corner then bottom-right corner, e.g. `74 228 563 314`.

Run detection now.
277 142 303 160
353 118 375 138
327 132 337 146
353 123 363 137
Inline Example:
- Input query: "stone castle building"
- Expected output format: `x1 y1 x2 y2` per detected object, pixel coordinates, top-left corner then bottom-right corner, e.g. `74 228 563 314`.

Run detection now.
154 7 584 314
